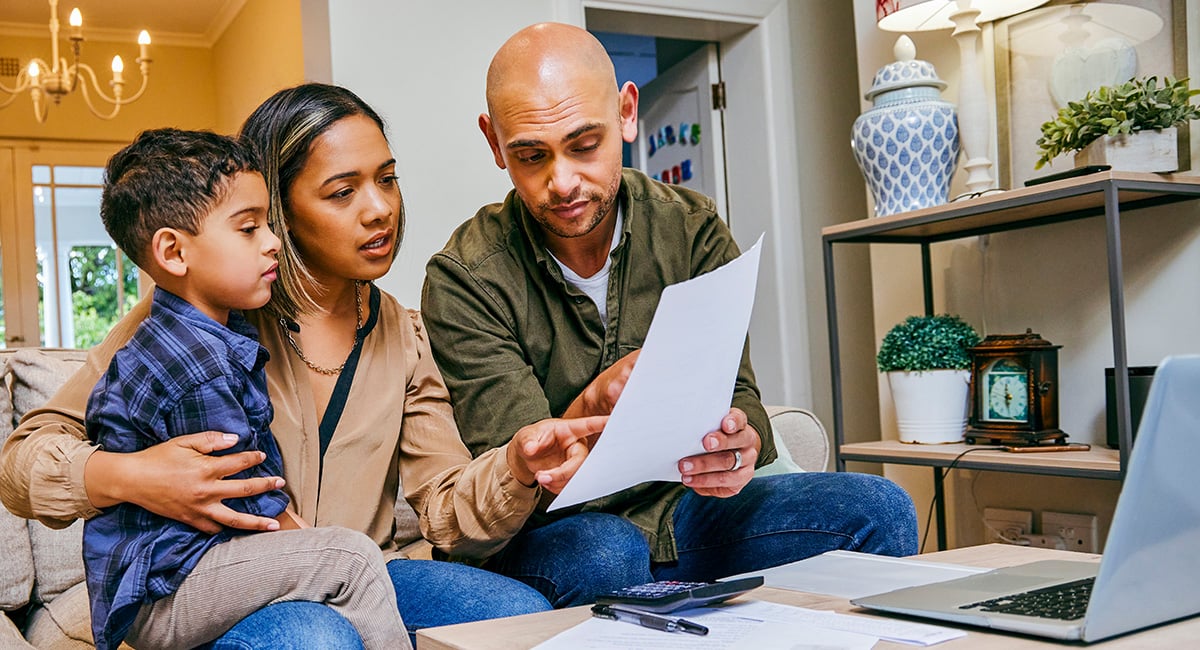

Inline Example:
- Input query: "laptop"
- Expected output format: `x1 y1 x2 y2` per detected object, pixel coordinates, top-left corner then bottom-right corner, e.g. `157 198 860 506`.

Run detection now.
853 355 1200 642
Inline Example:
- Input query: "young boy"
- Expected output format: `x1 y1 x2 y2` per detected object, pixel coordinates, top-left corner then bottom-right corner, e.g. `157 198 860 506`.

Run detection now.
83 129 407 650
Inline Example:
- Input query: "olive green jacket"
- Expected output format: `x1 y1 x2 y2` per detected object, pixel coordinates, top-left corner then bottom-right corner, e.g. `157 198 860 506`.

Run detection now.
422 168 774 561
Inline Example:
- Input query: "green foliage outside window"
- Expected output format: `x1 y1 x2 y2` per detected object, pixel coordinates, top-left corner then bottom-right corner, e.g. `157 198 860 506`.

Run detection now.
67 246 138 348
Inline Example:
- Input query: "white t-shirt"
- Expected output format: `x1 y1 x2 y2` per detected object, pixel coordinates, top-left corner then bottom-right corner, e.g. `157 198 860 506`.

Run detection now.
550 207 624 327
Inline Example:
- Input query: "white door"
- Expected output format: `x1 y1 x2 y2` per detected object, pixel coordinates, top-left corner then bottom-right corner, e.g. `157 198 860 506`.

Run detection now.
633 43 728 221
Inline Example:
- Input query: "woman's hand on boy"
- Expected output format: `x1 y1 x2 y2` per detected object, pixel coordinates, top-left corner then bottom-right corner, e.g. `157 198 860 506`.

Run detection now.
86 430 285 535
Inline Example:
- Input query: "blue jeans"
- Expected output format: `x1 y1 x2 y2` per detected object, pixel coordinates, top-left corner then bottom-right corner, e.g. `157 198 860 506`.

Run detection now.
209 559 551 648
483 472 917 607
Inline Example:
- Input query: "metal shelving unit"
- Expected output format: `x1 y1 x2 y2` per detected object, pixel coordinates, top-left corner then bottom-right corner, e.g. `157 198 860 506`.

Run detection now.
822 171 1200 550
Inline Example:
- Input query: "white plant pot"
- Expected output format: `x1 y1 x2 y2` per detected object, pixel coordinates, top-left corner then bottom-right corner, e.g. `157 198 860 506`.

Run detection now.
887 369 970 444
1075 126 1178 173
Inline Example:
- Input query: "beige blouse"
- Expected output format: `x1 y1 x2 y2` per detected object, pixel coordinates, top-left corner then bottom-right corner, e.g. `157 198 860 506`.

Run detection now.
0 289 539 560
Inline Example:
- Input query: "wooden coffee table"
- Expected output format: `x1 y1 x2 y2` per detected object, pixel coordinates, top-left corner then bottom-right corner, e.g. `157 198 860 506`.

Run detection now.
417 544 1200 649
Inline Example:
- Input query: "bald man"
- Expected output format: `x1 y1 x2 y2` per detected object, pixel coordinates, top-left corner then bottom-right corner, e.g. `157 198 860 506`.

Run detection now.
421 23 918 607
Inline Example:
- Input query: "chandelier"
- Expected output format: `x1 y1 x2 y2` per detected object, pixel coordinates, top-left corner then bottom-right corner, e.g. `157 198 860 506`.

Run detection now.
0 0 152 123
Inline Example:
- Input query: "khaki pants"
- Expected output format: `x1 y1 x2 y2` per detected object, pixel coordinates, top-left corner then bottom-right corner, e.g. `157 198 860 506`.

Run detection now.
125 526 409 650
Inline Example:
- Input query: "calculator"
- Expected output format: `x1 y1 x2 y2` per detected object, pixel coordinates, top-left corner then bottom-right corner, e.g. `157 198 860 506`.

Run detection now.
594 576 764 613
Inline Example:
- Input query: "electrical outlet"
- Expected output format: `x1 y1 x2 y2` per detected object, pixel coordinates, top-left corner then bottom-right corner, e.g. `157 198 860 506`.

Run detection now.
983 507 1032 544
1020 534 1067 550
1042 511 1099 553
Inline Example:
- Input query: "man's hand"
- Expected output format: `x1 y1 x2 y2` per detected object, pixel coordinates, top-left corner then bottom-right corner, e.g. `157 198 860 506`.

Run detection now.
563 350 639 422
85 431 284 535
678 407 759 498
507 416 609 493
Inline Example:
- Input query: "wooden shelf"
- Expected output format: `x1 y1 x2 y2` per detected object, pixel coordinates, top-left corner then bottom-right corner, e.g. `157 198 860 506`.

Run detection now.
839 441 1120 480
822 172 1200 549
823 171 1200 244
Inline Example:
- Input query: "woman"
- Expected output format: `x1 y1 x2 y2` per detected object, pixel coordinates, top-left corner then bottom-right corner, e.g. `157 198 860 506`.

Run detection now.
0 84 604 648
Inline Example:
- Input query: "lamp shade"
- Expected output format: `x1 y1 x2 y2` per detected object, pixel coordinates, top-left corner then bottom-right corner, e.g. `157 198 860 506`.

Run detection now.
878 0 1051 32
1004 3 1163 57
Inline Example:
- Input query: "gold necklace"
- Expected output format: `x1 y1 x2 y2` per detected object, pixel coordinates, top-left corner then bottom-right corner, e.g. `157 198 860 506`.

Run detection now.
280 281 364 376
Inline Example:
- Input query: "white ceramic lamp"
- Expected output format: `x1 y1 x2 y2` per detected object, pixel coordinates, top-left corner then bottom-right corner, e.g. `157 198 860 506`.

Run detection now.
878 0 1051 194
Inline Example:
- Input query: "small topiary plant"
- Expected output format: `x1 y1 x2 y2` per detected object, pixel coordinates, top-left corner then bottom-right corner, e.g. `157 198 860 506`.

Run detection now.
877 314 981 373
1034 75 1200 169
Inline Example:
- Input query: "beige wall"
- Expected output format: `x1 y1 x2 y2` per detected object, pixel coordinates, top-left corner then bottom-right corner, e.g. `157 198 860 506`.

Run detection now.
0 35 217 141
1 0 306 142
212 0 306 135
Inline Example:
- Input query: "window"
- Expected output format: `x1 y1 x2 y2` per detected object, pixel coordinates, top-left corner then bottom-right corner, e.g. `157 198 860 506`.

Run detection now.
33 164 138 348
0 142 138 349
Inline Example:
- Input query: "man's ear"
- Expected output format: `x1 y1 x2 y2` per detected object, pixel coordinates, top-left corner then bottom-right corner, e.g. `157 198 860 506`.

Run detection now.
618 81 639 144
150 228 188 278
479 113 508 170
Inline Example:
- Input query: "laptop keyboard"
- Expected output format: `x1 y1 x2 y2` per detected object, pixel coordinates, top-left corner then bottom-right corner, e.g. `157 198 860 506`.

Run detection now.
959 577 1094 621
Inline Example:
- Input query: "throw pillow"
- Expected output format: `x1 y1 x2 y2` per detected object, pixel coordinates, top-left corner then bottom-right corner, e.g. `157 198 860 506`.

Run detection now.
8 349 88 419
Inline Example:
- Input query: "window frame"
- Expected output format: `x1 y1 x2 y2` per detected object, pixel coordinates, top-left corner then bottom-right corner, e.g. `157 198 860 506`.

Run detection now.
0 139 145 348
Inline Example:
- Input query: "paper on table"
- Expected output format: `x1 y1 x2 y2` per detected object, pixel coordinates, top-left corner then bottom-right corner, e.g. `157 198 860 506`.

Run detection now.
531 606 877 650
721 601 966 646
724 550 988 600
549 236 764 511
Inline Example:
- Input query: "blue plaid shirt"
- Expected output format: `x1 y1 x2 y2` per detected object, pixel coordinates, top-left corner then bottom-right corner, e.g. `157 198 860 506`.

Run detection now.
83 288 289 650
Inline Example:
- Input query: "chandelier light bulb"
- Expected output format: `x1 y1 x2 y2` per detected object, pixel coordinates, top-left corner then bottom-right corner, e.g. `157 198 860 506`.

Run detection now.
0 0 152 122
138 30 151 60
68 8 83 40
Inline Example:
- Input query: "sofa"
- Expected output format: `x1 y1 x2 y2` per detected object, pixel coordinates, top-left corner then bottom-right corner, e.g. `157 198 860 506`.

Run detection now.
1 347 829 648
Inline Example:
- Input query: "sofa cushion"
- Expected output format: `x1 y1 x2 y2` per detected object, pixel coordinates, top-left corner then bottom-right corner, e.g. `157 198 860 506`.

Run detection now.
0 355 38 613
758 405 829 474
8 348 88 420
5 350 90 607
0 611 36 649
28 519 85 606
24 581 102 650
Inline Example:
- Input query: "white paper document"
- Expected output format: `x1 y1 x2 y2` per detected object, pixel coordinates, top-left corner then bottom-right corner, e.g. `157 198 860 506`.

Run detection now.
722 601 966 646
725 550 988 600
549 236 764 510
532 605 877 650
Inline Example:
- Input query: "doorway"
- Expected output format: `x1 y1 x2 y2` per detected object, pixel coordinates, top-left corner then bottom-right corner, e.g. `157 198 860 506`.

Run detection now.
593 32 728 220
577 3 815 412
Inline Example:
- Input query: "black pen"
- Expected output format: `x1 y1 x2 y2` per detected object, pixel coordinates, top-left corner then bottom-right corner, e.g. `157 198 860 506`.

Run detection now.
591 603 709 636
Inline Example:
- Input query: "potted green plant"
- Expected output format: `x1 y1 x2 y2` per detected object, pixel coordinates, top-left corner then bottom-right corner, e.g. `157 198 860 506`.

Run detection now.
1035 75 1200 172
878 314 981 444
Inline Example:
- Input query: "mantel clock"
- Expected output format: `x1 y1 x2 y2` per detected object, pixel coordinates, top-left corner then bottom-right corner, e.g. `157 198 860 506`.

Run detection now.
966 329 1067 445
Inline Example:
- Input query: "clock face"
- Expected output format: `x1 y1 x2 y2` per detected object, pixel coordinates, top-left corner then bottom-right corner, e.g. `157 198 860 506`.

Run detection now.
982 359 1029 423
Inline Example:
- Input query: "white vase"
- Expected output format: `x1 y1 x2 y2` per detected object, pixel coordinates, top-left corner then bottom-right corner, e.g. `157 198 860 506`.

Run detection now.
887 369 970 444
851 37 959 217
1075 126 1178 173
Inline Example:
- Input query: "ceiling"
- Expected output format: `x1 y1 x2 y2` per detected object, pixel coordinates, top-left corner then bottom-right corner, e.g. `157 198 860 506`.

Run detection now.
0 0 246 47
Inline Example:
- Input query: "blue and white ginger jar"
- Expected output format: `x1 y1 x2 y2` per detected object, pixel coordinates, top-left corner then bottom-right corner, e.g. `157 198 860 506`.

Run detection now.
852 36 959 217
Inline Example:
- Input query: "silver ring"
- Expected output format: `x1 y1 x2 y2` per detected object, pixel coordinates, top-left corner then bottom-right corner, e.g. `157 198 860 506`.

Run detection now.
729 449 743 472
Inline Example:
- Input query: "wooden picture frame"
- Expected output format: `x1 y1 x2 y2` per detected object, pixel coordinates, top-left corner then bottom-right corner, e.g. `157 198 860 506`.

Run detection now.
994 0 1189 188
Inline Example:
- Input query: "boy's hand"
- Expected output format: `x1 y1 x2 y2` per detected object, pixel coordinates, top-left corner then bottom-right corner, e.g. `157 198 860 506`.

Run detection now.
87 430 284 535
